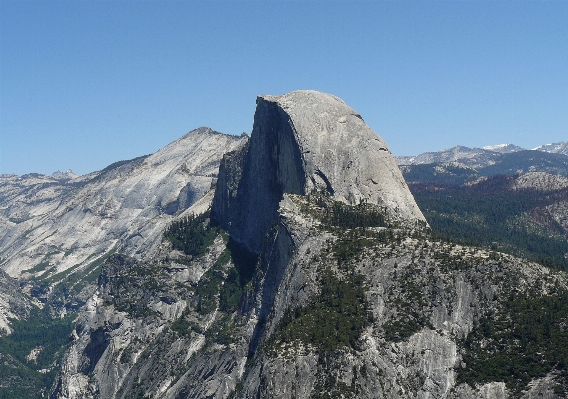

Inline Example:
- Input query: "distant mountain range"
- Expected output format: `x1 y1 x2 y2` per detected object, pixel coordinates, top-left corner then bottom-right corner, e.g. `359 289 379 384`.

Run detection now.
396 141 568 186
398 140 568 271
395 141 568 167
409 172 568 268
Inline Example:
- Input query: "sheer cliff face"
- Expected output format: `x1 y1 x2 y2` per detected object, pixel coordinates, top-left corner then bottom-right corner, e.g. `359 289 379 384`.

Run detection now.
212 90 426 252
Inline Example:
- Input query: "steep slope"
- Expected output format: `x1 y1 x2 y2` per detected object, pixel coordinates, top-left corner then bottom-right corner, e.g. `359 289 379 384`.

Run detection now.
0 128 245 399
0 128 243 307
51 91 568 399
0 269 32 334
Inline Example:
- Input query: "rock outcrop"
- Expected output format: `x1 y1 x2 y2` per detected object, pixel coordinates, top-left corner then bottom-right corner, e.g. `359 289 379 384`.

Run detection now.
212 90 426 253
0 269 32 334
513 171 568 191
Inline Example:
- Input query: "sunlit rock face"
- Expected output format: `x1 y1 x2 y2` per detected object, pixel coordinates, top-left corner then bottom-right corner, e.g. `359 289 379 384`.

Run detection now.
212 90 426 253
0 127 245 280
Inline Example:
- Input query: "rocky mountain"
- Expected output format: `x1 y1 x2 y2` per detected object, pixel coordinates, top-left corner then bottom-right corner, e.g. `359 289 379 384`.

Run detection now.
0 128 246 398
534 142 568 156
395 145 502 169
395 141 568 173
211 91 426 253
52 170 80 180
0 128 244 311
21 91 563 399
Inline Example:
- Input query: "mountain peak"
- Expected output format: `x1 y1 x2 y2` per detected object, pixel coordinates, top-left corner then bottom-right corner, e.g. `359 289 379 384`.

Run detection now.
533 141 568 156
482 143 525 153
212 90 426 252
51 169 79 180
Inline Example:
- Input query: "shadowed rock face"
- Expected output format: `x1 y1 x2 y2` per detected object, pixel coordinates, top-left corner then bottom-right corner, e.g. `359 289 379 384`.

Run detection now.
212 90 426 253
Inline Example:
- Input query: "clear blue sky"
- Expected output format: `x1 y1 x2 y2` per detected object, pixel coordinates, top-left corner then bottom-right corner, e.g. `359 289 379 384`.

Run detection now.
1 1 567 176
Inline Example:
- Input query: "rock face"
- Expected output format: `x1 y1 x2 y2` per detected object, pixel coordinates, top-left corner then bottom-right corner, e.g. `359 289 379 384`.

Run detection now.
0 127 244 280
0 269 32 334
212 90 426 252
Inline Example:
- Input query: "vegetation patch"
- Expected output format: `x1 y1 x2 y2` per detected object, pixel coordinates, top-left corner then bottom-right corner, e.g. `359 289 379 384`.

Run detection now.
196 236 258 315
0 307 75 399
164 211 219 257
411 181 568 269
299 192 388 230
25 259 54 274
331 228 395 264
170 313 201 338
102 257 168 319
382 264 435 342
457 286 568 396
206 314 237 346
269 268 372 353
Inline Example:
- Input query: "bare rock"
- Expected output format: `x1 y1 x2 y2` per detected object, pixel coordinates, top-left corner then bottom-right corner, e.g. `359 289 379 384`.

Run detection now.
212 90 426 253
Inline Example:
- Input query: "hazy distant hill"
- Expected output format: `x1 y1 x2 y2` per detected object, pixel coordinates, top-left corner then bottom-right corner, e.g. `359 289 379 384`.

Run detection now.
409 172 568 269
400 162 482 185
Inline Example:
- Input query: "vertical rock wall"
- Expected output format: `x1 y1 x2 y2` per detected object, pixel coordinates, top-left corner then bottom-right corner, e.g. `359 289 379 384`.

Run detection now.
212 90 426 253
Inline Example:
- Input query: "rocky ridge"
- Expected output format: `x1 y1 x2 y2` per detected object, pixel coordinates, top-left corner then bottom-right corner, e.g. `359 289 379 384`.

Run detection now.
0 127 244 315
395 142 568 173
482 144 525 154
534 142 568 156
395 145 503 168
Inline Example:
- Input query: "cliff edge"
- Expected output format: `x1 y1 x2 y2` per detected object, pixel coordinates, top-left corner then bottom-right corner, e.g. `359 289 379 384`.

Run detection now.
212 90 426 252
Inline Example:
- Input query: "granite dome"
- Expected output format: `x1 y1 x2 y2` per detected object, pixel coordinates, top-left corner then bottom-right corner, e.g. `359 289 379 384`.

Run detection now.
213 90 426 252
